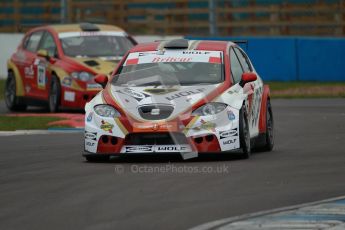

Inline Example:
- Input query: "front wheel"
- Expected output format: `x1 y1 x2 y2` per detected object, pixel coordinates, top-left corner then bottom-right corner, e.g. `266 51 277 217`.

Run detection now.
48 75 61 113
4 71 27 111
239 107 251 159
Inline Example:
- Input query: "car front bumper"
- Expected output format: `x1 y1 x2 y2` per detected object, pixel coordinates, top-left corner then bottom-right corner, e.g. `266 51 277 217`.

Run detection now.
84 106 241 156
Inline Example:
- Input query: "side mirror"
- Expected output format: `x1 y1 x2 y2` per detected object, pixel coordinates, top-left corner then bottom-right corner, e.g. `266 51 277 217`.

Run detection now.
37 49 49 60
239 72 257 87
94 74 108 89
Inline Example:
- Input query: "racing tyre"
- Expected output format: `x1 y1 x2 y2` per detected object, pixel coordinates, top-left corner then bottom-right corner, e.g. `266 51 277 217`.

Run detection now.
4 71 27 111
85 155 110 162
49 75 61 113
239 107 251 159
253 100 274 151
263 100 274 151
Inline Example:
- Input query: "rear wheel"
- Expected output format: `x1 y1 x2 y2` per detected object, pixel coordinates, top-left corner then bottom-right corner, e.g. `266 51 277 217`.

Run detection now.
253 100 274 151
4 71 27 111
239 107 251 159
48 75 61 113
263 100 274 151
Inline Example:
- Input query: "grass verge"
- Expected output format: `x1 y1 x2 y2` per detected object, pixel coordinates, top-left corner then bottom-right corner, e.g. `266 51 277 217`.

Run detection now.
0 79 5 100
268 81 345 98
0 79 344 100
0 116 70 131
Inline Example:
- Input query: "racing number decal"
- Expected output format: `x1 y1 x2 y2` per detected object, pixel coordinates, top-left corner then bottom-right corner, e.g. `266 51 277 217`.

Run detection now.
37 64 46 89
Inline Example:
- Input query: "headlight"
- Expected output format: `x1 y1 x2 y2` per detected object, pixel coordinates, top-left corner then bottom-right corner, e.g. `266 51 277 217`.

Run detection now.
94 104 121 118
192 102 227 116
71 71 93 82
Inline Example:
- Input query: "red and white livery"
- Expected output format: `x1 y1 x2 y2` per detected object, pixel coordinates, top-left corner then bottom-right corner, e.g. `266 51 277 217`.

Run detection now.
83 39 274 161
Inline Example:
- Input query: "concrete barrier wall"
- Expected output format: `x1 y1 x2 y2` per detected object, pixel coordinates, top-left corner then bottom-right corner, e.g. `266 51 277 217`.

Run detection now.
187 36 345 82
0 33 24 78
0 34 182 79
297 38 345 81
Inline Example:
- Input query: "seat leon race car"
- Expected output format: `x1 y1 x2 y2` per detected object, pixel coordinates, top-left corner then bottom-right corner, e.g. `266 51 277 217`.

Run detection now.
5 23 136 112
83 39 274 161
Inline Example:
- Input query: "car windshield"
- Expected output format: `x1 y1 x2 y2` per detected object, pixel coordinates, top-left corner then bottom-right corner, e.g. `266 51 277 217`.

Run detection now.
112 50 224 86
60 34 133 58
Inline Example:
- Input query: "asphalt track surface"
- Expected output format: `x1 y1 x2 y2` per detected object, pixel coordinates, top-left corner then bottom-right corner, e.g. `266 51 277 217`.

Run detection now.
0 98 345 230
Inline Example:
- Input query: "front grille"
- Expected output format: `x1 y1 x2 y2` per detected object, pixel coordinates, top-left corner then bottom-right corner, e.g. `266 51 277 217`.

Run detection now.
125 132 188 145
138 104 174 120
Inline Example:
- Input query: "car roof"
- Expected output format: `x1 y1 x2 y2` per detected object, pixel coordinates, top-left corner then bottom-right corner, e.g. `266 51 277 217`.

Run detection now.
30 23 125 34
130 39 236 53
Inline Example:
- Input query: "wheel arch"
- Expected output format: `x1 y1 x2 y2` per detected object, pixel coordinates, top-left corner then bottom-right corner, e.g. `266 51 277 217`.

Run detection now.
7 60 24 96
50 70 60 84
258 84 271 133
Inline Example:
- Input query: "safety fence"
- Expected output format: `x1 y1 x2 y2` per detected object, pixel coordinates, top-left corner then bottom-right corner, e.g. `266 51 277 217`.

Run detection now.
0 0 344 36
187 36 345 81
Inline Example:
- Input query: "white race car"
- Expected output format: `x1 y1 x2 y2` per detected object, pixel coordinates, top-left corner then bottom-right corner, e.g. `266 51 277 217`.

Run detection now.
83 39 274 161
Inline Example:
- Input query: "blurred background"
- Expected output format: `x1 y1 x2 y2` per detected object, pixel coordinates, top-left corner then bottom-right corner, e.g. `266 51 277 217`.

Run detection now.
0 0 345 83
0 0 344 36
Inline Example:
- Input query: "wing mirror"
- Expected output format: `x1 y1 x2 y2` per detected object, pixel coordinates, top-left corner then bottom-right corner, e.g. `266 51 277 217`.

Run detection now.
239 72 257 87
94 74 108 89
37 49 50 60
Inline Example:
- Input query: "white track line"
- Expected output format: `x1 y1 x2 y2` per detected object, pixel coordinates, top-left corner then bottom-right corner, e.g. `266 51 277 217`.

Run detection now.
189 195 345 230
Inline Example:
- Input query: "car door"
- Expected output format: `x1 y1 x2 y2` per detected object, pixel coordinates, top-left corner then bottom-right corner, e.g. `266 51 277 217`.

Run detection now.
34 31 58 100
233 47 262 135
18 30 45 98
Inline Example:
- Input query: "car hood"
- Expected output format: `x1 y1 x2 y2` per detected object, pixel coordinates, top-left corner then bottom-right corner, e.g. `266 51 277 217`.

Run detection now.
109 84 221 121
69 57 121 75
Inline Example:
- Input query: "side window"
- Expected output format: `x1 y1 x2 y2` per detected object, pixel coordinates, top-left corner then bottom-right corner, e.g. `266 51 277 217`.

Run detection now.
230 48 244 83
39 32 57 57
234 47 252 73
22 35 31 49
25 31 44 52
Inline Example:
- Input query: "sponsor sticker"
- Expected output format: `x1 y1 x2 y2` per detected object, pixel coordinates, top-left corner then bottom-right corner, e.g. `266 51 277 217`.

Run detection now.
188 119 216 132
37 64 46 89
219 128 238 139
228 111 236 121
85 131 97 140
62 77 72 87
133 122 177 132
151 57 192 63
125 146 153 153
124 50 223 66
87 83 102 89
116 88 150 102
144 88 178 95
100 120 114 133
165 88 206 101
223 138 237 145
64 91 75 102
122 145 191 153
24 65 34 78
86 112 93 122
155 145 191 152
58 31 126 39
86 141 95 147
